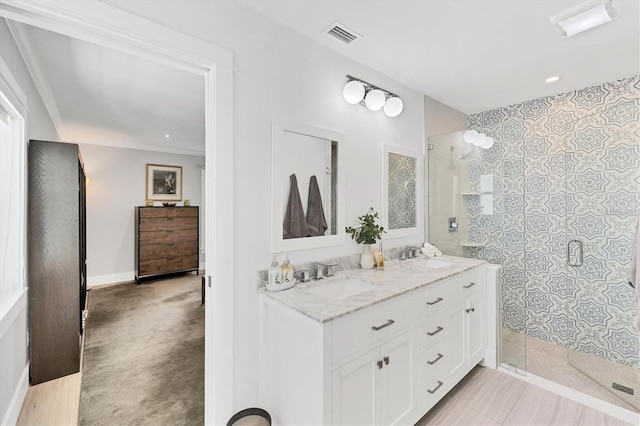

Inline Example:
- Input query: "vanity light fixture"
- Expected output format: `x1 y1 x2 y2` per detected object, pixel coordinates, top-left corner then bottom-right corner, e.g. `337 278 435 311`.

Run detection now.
343 75 404 117
550 0 621 37
546 75 562 83
164 133 171 138
463 129 494 149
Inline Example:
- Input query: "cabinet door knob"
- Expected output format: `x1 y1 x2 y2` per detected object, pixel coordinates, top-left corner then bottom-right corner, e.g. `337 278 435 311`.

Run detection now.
465 308 475 313
377 360 383 369
384 356 390 365
427 381 444 394
371 319 395 331
427 353 444 365
427 326 444 336
426 297 443 306
463 282 476 289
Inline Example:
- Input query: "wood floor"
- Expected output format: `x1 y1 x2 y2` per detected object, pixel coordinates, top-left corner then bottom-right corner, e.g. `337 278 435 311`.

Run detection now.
16 365 631 425
16 372 81 426
416 366 632 426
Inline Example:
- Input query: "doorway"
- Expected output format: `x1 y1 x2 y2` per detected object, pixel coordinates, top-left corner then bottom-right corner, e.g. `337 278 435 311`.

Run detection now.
0 2 234 424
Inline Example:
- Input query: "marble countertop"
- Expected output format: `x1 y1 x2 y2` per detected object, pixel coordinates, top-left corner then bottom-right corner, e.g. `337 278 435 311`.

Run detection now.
259 255 486 323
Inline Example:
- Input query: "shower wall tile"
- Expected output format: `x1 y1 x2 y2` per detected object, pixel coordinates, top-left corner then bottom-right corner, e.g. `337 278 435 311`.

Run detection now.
469 76 640 368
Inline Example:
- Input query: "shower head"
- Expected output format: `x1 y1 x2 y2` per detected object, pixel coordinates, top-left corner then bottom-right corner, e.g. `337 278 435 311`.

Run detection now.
459 149 473 160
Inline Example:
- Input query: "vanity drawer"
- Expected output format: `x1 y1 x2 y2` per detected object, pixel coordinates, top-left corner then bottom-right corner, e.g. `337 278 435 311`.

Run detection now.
452 268 483 295
332 295 422 364
418 280 462 315
418 376 449 415
416 315 448 351
417 339 448 382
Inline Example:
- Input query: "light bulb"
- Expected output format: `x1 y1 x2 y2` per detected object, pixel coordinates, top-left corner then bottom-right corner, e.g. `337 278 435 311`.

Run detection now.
463 130 479 144
343 80 365 104
473 134 486 146
365 89 385 111
383 97 403 117
481 136 494 149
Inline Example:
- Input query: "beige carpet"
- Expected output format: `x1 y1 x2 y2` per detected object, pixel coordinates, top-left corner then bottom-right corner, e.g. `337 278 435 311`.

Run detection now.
79 275 204 425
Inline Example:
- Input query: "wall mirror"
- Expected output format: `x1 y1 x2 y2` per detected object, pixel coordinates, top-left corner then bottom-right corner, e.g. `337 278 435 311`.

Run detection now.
270 117 345 252
382 144 423 238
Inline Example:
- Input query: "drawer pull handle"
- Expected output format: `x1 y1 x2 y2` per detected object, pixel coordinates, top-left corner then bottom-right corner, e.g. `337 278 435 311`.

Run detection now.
427 326 443 336
427 381 444 394
377 360 383 369
384 356 390 365
465 308 475 313
427 353 444 365
167 257 174 261
463 282 476 289
166 230 174 233
371 319 395 331
426 297 443 305
166 243 174 246
167 217 174 220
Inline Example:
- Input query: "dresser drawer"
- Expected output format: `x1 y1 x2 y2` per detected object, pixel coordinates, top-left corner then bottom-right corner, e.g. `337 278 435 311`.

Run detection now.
332 294 422 365
139 242 198 259
138 207 199 219
139 229 198 244
139 255 198 276
139 216 198 231
417 339 448 382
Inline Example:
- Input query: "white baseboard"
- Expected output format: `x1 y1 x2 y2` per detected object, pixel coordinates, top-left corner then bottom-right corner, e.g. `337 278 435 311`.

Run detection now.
87 271 134 287
2 364 29 426
498 366 640 425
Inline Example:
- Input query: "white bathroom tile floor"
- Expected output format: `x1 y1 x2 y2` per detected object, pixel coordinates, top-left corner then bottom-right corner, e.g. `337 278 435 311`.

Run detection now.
415 366 632 426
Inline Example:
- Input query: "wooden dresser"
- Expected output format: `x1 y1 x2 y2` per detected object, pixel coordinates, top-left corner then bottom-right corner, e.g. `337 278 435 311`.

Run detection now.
135 206 199 280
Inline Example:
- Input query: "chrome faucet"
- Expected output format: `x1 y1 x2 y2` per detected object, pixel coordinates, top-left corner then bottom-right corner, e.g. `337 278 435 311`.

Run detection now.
314 262 337 280
405 246 420 259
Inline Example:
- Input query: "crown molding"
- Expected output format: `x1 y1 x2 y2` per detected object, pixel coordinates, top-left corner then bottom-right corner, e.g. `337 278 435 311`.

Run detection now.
5 19 64 135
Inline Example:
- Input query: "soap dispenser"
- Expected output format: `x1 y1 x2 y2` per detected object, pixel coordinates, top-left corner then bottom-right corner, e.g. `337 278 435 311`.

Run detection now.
268 258 281 286
281 256 294 283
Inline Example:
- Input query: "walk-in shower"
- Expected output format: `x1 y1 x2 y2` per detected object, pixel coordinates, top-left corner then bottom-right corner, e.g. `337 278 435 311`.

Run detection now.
428 76 640 414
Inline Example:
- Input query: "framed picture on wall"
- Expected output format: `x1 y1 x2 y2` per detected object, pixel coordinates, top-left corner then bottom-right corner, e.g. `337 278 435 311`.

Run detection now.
146 163 182 201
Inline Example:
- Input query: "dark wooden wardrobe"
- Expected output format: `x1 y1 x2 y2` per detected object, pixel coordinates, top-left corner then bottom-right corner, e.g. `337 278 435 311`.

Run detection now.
28 140 86 385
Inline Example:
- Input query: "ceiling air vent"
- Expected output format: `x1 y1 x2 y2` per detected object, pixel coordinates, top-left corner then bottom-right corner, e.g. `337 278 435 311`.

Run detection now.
324 21 361 44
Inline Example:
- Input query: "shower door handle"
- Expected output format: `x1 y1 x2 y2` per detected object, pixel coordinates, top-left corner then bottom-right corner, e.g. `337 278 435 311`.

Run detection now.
567 240 583 267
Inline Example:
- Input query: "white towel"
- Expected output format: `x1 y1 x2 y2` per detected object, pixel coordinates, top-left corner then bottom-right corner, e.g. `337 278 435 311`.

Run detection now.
628 214 640 329
421 242 442 257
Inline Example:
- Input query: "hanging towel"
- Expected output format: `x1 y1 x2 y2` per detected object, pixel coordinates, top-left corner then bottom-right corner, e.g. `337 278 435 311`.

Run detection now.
283 174 309 239
628 214 640 329
306 175 328 237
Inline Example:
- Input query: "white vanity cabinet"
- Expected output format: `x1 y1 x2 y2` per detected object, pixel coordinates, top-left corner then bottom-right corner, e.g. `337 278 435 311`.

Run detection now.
446 267 486 384
332 330 416 425
259 262 493 425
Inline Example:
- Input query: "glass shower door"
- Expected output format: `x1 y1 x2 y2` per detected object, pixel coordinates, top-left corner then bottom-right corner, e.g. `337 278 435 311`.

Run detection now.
565 100 640 412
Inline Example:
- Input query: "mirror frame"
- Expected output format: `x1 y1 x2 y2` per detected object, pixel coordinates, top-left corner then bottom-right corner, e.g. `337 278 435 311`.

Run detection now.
270 116 345 253
382 143 423 238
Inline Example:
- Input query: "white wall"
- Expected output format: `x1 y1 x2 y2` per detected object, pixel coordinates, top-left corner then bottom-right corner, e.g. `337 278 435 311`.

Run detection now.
105 0 425 413
79 143 204 286
0 18 58 425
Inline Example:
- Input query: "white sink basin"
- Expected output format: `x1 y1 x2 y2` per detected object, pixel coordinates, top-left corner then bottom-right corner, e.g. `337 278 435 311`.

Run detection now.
416 259 454 269
303 278 377 301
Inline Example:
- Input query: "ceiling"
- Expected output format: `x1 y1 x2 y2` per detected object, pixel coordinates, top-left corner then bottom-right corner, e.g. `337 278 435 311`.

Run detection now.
5 1 639 155
240 0 640 114
7 20 205 156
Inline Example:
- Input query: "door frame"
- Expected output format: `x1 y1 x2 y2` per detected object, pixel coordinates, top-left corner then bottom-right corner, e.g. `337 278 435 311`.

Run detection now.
0 1 234 424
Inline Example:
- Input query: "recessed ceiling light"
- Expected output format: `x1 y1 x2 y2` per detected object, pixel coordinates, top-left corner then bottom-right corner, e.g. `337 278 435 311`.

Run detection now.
164 134 171 138
546 76 561 83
